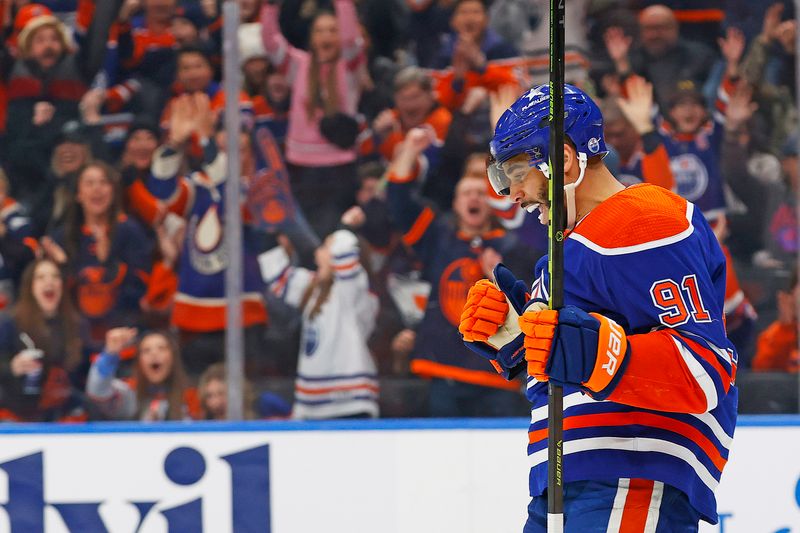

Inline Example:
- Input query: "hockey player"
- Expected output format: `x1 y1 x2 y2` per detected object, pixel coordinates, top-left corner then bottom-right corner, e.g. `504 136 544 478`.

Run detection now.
459 84 737 532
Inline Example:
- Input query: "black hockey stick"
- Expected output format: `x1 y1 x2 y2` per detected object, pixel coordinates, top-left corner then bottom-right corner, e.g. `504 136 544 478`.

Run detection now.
547 0 565 531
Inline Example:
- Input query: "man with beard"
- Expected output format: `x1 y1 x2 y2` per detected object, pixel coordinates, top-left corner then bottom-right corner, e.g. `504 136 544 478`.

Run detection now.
386 126 537 417
3 1 122 211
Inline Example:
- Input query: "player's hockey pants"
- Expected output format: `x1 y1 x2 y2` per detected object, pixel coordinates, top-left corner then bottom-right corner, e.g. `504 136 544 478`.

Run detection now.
524 478 701 532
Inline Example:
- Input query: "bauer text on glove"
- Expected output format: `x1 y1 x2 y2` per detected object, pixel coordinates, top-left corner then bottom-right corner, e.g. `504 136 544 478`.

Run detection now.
518 305 630 399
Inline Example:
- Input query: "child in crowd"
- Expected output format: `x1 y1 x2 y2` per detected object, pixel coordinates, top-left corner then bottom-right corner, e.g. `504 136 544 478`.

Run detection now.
86 329 200 421
260 229 380 419
197 362 257 420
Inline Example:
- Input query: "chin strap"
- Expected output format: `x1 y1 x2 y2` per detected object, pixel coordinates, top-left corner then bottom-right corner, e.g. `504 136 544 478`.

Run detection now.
564 153 588 230
534 153 588 229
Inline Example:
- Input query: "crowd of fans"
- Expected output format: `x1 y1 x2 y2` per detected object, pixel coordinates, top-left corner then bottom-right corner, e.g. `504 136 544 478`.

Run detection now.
0 0 796 422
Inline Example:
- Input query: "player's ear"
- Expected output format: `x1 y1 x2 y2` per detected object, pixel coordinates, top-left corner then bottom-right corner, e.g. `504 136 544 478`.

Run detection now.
563 143 577 179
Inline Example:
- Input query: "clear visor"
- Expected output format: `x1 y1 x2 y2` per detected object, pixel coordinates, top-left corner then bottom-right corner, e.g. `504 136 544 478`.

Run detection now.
485 152 540 196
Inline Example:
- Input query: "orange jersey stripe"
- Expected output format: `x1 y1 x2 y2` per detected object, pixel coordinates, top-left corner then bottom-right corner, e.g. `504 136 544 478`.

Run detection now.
402 206 435 247
172 299 267 332
387 170 417 184
619 479 655 533
672 9 725 23
410 359 520 391
641 145 674 191
295 383 380 395
333 259 359 271
528 411 727 472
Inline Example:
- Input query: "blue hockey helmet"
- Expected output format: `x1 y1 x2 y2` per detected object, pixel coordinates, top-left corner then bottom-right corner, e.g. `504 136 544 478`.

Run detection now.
487 84 608 197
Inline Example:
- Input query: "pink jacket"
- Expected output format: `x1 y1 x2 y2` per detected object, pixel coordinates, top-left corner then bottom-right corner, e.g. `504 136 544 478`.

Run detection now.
261 1 363 167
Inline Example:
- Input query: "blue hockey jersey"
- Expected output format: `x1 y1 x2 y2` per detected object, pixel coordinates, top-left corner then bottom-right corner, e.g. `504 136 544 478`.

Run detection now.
148 141 267 333
387 172 539 390
525 184 737 524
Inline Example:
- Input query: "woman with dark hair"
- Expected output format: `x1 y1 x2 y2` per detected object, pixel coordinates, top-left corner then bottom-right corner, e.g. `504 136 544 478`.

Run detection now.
260 0 364 239
41 162 152 355
86 329 200 421
0 258 85 421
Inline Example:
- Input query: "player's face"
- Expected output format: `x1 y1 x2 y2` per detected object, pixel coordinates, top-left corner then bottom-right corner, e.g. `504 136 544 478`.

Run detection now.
503 153 550 225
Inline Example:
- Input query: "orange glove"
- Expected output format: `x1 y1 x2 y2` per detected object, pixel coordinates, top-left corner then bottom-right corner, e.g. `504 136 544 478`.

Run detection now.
518 308 558 380
518 306 629 397
459 279 509 342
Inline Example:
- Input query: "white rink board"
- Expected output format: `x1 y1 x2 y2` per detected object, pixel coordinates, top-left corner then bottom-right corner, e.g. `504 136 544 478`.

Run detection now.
0 417 794 533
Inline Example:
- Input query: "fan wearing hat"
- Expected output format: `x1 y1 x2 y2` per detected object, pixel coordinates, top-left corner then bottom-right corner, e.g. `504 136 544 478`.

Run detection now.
14 4 72 67
3 1 123 211
238 22 289 148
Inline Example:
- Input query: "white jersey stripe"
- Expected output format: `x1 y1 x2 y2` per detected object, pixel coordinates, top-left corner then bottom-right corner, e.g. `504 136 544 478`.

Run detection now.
671 336 719 411
530 392 596 424
296 376 379 389
690 411 733 449
644 481 664 533
528 436 720 492
606 478 629 533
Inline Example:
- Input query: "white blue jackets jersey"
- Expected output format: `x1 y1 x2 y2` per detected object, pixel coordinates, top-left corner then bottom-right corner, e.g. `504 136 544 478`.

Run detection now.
526 184 737 524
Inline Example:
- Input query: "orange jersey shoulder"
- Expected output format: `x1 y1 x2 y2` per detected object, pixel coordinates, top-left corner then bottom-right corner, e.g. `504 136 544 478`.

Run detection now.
571 184 691 251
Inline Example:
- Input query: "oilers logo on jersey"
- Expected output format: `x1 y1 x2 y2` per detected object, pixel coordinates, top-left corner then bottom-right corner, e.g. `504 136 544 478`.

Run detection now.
670 153 709 202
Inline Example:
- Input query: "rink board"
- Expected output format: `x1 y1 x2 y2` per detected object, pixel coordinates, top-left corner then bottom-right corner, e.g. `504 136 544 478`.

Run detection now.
0 416 795 532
